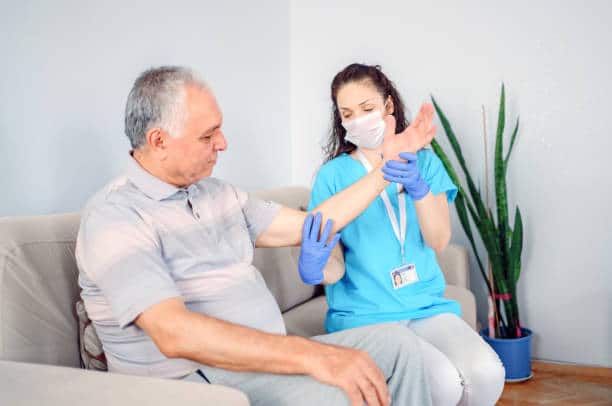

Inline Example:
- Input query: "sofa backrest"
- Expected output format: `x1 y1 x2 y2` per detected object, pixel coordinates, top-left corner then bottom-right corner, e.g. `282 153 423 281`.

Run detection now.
0 213 82 367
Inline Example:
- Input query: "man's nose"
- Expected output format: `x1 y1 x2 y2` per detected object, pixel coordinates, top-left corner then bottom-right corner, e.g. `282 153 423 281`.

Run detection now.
214 131 228 151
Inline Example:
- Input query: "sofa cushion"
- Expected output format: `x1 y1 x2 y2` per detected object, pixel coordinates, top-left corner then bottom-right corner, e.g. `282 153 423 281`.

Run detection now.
0 213 82 367
0 360 250 406
75 300 107 371
282 295 328 337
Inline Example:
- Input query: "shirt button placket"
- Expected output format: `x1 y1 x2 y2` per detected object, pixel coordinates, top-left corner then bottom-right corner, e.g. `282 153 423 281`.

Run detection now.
187 185 201 221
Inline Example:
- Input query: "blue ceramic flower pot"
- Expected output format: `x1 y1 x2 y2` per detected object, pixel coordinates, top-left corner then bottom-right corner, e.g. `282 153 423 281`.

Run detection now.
481 327 533 382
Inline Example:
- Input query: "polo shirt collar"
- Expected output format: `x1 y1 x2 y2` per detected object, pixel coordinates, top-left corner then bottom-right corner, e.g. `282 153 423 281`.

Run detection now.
126 155 182 201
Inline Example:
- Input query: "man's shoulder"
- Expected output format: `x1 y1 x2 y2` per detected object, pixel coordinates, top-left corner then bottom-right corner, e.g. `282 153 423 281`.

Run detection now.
196 176 229 191
196 177 241 202
81 176 146 224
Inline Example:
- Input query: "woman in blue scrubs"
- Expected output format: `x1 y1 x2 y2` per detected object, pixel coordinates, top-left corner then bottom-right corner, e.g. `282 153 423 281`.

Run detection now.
304 63 505 406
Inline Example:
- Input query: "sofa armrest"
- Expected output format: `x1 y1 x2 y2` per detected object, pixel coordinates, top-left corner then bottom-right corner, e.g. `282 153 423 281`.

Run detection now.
436 244 470 289
0 360 249 406
444 285 477 330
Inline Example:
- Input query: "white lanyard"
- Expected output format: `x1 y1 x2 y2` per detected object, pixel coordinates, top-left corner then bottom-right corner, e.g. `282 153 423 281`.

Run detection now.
355 150 407 261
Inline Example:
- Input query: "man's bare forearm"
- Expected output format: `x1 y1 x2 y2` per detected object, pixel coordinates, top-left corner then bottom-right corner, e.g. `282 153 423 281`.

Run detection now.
162 307 321 374
312 162 388 234
255 162 388 247
137 298 388 404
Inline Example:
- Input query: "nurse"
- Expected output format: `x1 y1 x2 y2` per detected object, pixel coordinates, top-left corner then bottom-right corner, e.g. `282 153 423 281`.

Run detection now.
300 63 505 406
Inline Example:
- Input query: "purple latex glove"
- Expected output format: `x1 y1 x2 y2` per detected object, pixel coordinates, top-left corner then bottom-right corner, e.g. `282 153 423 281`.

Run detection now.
298 212 341 285
382 152 430 200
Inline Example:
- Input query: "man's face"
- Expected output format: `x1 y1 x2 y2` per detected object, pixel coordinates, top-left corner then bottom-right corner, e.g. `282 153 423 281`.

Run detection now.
161 85 227 186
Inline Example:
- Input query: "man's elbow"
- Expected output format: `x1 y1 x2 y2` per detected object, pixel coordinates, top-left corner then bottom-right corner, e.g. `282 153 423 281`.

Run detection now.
136 307 190 359
156 333 183 359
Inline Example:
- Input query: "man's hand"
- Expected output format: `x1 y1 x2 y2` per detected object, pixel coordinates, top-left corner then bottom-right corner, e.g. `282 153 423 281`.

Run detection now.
382 102 436 161
298 212 341 285
307 344 390 406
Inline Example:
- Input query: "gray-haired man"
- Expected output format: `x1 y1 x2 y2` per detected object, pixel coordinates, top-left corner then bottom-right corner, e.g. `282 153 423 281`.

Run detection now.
76 66 435 406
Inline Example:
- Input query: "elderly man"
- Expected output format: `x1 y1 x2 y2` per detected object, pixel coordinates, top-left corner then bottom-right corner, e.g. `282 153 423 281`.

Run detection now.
76 66 436 406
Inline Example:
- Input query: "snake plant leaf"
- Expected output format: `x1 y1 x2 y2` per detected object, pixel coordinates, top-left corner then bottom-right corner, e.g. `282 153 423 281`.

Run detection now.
431 140 467 198
494 84 510 274
432 96 490 223
455 193 490 290
431 140 491 290
505 117 520 167
509 206 523 284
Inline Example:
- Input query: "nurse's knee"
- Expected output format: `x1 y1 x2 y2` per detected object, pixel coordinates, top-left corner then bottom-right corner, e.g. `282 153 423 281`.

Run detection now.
420 345 462 406
462 346 505 403
432 376 462 406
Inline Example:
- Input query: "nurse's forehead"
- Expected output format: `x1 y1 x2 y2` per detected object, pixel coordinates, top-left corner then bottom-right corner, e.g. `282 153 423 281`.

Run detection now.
337 83 380 108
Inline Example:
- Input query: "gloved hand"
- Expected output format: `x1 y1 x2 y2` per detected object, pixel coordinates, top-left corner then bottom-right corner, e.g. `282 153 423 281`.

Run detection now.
381 152 430 200
298 212 341 285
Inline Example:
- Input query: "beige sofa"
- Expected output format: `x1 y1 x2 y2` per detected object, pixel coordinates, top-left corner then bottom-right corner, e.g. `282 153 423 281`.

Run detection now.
0 186 476 405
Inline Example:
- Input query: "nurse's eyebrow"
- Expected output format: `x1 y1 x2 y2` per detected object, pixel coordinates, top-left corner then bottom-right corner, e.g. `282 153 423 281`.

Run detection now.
358 98 376 106
339 98 376 111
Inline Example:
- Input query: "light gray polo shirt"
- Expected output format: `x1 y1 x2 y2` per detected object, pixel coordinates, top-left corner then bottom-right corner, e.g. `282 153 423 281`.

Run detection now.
76 157 284 378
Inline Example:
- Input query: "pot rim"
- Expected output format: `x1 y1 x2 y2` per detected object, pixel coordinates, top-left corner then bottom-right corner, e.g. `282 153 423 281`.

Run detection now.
480 327 533 343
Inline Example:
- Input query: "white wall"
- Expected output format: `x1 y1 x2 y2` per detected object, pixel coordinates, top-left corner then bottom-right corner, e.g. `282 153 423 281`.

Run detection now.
0 0 290 216
290 1 611 366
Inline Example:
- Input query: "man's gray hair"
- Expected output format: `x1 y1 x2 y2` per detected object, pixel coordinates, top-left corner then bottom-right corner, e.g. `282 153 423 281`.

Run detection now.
124 66 208 149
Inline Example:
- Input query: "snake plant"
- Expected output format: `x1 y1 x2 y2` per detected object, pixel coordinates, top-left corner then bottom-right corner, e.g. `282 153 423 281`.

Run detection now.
430 84 524 339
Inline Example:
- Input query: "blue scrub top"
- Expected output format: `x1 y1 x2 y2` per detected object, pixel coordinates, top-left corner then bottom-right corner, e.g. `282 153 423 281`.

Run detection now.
308 149 462 333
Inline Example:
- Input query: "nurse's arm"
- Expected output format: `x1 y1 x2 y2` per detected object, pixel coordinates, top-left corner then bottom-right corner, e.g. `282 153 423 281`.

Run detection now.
322 242 346 285
413 192 451 253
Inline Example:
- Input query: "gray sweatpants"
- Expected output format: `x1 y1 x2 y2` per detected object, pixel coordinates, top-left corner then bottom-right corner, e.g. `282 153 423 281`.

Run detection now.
184 322 432 406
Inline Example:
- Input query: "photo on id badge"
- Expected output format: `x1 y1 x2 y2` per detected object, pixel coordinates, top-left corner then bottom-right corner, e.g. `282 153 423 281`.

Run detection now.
391 263 418 289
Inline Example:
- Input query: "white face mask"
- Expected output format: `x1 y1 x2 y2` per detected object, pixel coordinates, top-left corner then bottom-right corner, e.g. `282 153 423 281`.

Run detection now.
342 110 386 149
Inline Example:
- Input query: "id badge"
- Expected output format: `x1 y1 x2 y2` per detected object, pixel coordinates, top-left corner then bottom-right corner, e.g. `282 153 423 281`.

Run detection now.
390 263 418 289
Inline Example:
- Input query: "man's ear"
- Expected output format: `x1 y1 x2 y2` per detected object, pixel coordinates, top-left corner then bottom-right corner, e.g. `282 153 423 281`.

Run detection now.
385 96 395 115
146 128 168 160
